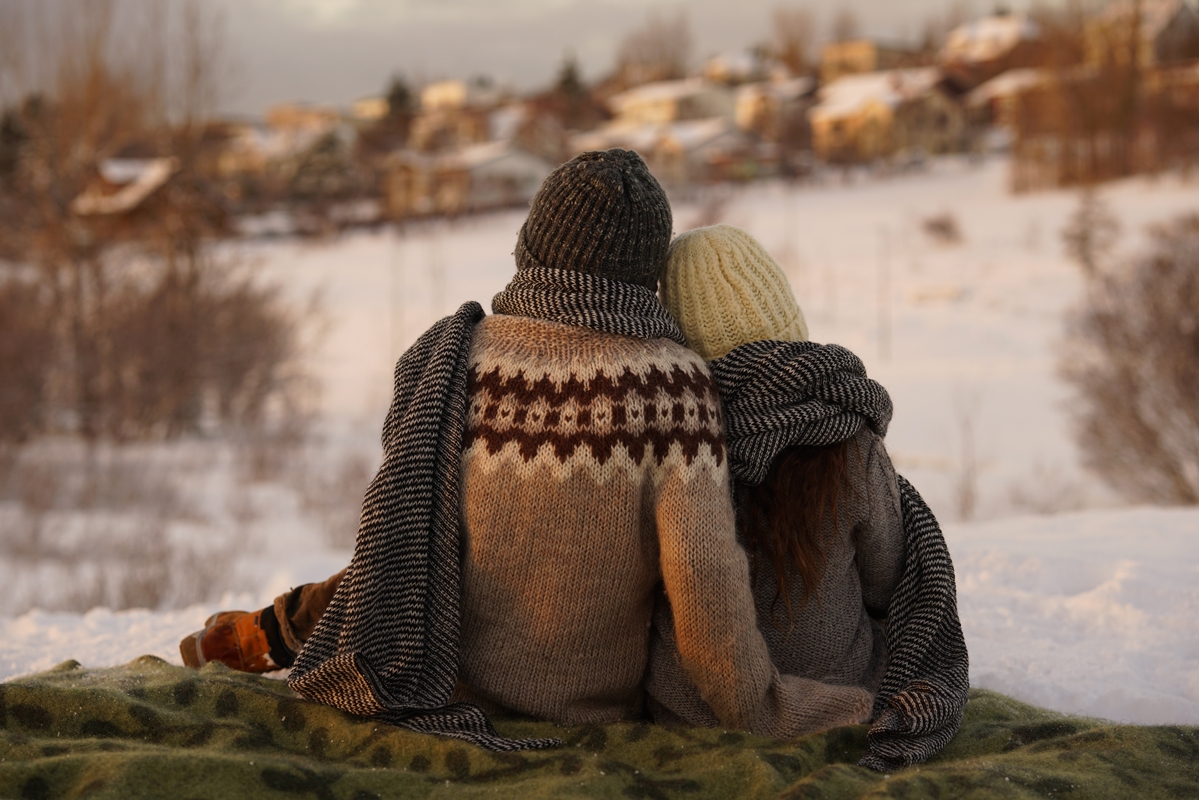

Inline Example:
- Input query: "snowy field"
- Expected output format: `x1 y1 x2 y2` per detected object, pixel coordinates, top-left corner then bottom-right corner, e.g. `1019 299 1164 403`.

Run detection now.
2 156 1197 727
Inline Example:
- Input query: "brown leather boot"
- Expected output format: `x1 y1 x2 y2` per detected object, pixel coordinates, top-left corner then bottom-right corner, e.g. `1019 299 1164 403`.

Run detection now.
180 609 281 673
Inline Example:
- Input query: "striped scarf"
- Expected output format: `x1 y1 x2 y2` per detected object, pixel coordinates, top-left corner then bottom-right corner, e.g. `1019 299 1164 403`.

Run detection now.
492 267 686 346
289 270 684 751
710 340 970 772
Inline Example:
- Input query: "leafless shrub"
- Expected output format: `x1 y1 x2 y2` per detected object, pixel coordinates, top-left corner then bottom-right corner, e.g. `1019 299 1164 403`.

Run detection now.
293 450 375 549
0 443 184 516
830 8 861 42
771 8 816 75
953 394 982 521
0 443 235 613
1062 187 1121 277
1008 461 1091 515
616 11 692 85
2 515 234 614
922 213 963 245
1061 213 1199 504
0 0 308 444
0 276 54 443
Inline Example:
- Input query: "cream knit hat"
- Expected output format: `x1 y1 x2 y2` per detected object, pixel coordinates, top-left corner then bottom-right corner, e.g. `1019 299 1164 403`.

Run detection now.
660 224 809 361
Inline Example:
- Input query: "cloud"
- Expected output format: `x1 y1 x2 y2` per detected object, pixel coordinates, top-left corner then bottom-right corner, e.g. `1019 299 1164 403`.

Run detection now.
271 0 625 28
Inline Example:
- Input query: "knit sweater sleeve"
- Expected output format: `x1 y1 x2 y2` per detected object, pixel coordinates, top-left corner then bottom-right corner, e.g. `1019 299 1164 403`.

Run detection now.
652 455 875 738
852 431 906 618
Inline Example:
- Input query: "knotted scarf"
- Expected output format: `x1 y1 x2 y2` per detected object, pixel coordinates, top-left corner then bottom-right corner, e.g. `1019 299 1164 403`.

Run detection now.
710 340 969 771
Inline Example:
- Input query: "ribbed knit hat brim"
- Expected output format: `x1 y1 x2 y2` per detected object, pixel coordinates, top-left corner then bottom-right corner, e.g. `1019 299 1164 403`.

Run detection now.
516 149 672 290
661 224 809 361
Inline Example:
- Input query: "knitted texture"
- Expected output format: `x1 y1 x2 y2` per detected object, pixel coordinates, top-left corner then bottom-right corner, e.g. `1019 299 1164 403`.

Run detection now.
661 224 809 361
492 267 685 346
710 340 892 486
515 149 672 290
288 281 691 750
286 302 555 751
857 474 971 771
706 340 969 771
453 314 737 725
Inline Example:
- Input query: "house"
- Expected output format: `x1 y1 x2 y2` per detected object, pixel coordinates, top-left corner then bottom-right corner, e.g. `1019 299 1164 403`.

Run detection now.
488 103 570 164
1086 0 1199 68
562 76 771 185
809 68 965 163
605 78 735 126
965 68 1046 133
351 97 389 122
940 13 1046 90
72 158 178 217
406 79 505 153
819 40 927 85
703 51 784 85
735 77 816 138
572 117 764 185
265 103 342 136
384 140 554 218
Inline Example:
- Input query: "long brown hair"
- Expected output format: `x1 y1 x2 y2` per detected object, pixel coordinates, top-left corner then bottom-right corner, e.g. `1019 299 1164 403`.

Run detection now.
738 439 857 627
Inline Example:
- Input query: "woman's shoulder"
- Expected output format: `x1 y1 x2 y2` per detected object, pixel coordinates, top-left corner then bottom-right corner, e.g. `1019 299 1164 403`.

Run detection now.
845 427 901 518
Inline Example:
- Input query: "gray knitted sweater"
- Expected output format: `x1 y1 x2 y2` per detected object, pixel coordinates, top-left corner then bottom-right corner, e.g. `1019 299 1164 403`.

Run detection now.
646 427 905 730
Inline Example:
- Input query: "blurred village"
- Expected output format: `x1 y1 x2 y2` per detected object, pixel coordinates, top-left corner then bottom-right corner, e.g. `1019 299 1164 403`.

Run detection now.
11 1 1199 239
1 0 1199 616
5 0 1199 445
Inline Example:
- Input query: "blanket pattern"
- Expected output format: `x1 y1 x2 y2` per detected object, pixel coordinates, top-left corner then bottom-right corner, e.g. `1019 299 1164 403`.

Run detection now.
2 658 1197 799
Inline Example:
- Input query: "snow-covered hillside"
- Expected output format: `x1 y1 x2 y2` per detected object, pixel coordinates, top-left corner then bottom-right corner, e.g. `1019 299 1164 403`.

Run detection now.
2 156 1197 726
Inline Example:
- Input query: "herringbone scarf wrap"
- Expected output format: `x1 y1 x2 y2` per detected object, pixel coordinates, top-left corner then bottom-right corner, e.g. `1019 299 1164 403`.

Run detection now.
710 340 970 772
492 267 686 346
289 276 684 751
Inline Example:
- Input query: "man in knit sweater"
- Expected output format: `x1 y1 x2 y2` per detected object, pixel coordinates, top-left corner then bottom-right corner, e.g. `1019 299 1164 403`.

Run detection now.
182 149 871 740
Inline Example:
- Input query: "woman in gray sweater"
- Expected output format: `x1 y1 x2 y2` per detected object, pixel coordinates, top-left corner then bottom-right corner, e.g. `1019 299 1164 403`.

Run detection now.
647 223 907 732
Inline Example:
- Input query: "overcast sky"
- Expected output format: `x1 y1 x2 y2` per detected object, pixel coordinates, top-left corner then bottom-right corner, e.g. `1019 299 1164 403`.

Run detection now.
209 0 1047 116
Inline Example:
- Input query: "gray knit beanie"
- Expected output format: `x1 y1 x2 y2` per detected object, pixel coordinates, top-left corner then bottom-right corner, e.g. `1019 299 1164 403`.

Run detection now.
514 149 672 290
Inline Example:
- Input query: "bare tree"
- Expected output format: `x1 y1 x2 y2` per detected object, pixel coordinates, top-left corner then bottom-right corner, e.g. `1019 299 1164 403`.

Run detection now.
919 1 973 55
0 0 307 442
1061 213 1199 504
830 8 861 43
616 11 693 85
1061 187 1120 277
772 7 816 75
0 280 54 443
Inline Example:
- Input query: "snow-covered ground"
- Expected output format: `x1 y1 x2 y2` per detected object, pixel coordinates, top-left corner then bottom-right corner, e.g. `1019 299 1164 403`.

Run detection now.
2 156 1197 726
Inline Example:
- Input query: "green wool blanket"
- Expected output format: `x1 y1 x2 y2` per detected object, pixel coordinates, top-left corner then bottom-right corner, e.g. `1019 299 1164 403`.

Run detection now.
1 657 1196 799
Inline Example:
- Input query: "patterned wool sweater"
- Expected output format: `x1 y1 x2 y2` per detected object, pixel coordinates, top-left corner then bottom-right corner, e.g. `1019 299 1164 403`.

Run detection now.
448 314 872 732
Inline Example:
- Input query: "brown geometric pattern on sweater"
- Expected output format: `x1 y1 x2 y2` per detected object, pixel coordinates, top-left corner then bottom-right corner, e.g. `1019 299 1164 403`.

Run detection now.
464 363 726 467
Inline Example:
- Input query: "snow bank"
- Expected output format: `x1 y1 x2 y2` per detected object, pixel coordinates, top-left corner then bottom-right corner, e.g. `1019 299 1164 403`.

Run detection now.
946 505 1199 725
4 156 1199 729
3 506 1195 725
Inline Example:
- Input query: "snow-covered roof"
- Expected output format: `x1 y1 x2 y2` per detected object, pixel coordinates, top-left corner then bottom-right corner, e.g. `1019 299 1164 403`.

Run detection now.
942 14 1040 64
446 140 517 170
489 104 527 142
391 140 552 173
608 78 710 112
73 158 178 216
703 51 766 82
810 68 941 123
966 68 1046 106
571 117 737 156
735 76 815 103
663 117 736 150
